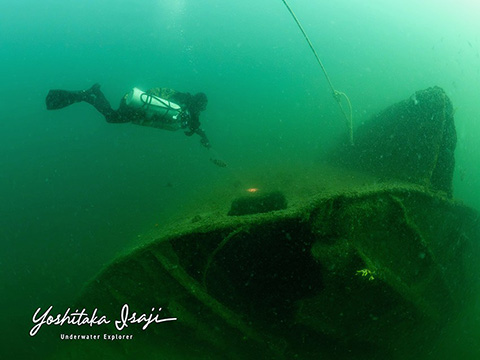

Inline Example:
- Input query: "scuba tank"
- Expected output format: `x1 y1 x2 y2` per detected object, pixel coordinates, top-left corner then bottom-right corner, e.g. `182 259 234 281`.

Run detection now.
126 87 183 123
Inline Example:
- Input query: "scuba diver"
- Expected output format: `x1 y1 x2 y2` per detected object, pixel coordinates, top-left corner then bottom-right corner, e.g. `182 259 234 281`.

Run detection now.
45 83 211 149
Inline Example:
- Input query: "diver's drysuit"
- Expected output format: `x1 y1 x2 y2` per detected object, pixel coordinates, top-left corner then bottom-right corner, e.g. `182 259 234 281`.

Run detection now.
45 84 211 148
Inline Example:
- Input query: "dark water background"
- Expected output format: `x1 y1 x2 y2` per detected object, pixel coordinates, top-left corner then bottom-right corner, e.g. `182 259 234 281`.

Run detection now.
1 0 479 359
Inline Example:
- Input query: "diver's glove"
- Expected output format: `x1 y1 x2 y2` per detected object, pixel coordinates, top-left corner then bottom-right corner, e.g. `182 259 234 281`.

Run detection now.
195 128 211 149
200 138 211 149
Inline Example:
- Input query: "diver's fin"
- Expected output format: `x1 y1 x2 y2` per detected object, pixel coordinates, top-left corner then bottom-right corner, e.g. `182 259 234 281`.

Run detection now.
46 84 116 121
45 89 83 110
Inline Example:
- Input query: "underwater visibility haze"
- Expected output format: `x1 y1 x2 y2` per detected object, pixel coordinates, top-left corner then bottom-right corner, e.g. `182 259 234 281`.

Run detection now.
1 0 480 359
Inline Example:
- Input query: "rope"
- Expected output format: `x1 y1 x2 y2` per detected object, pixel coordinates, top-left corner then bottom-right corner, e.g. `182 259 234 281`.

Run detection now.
281 0 353 144
334 91 354 145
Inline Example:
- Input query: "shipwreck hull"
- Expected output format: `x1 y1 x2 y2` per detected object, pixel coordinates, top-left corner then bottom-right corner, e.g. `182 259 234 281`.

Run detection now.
68 183 479 360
